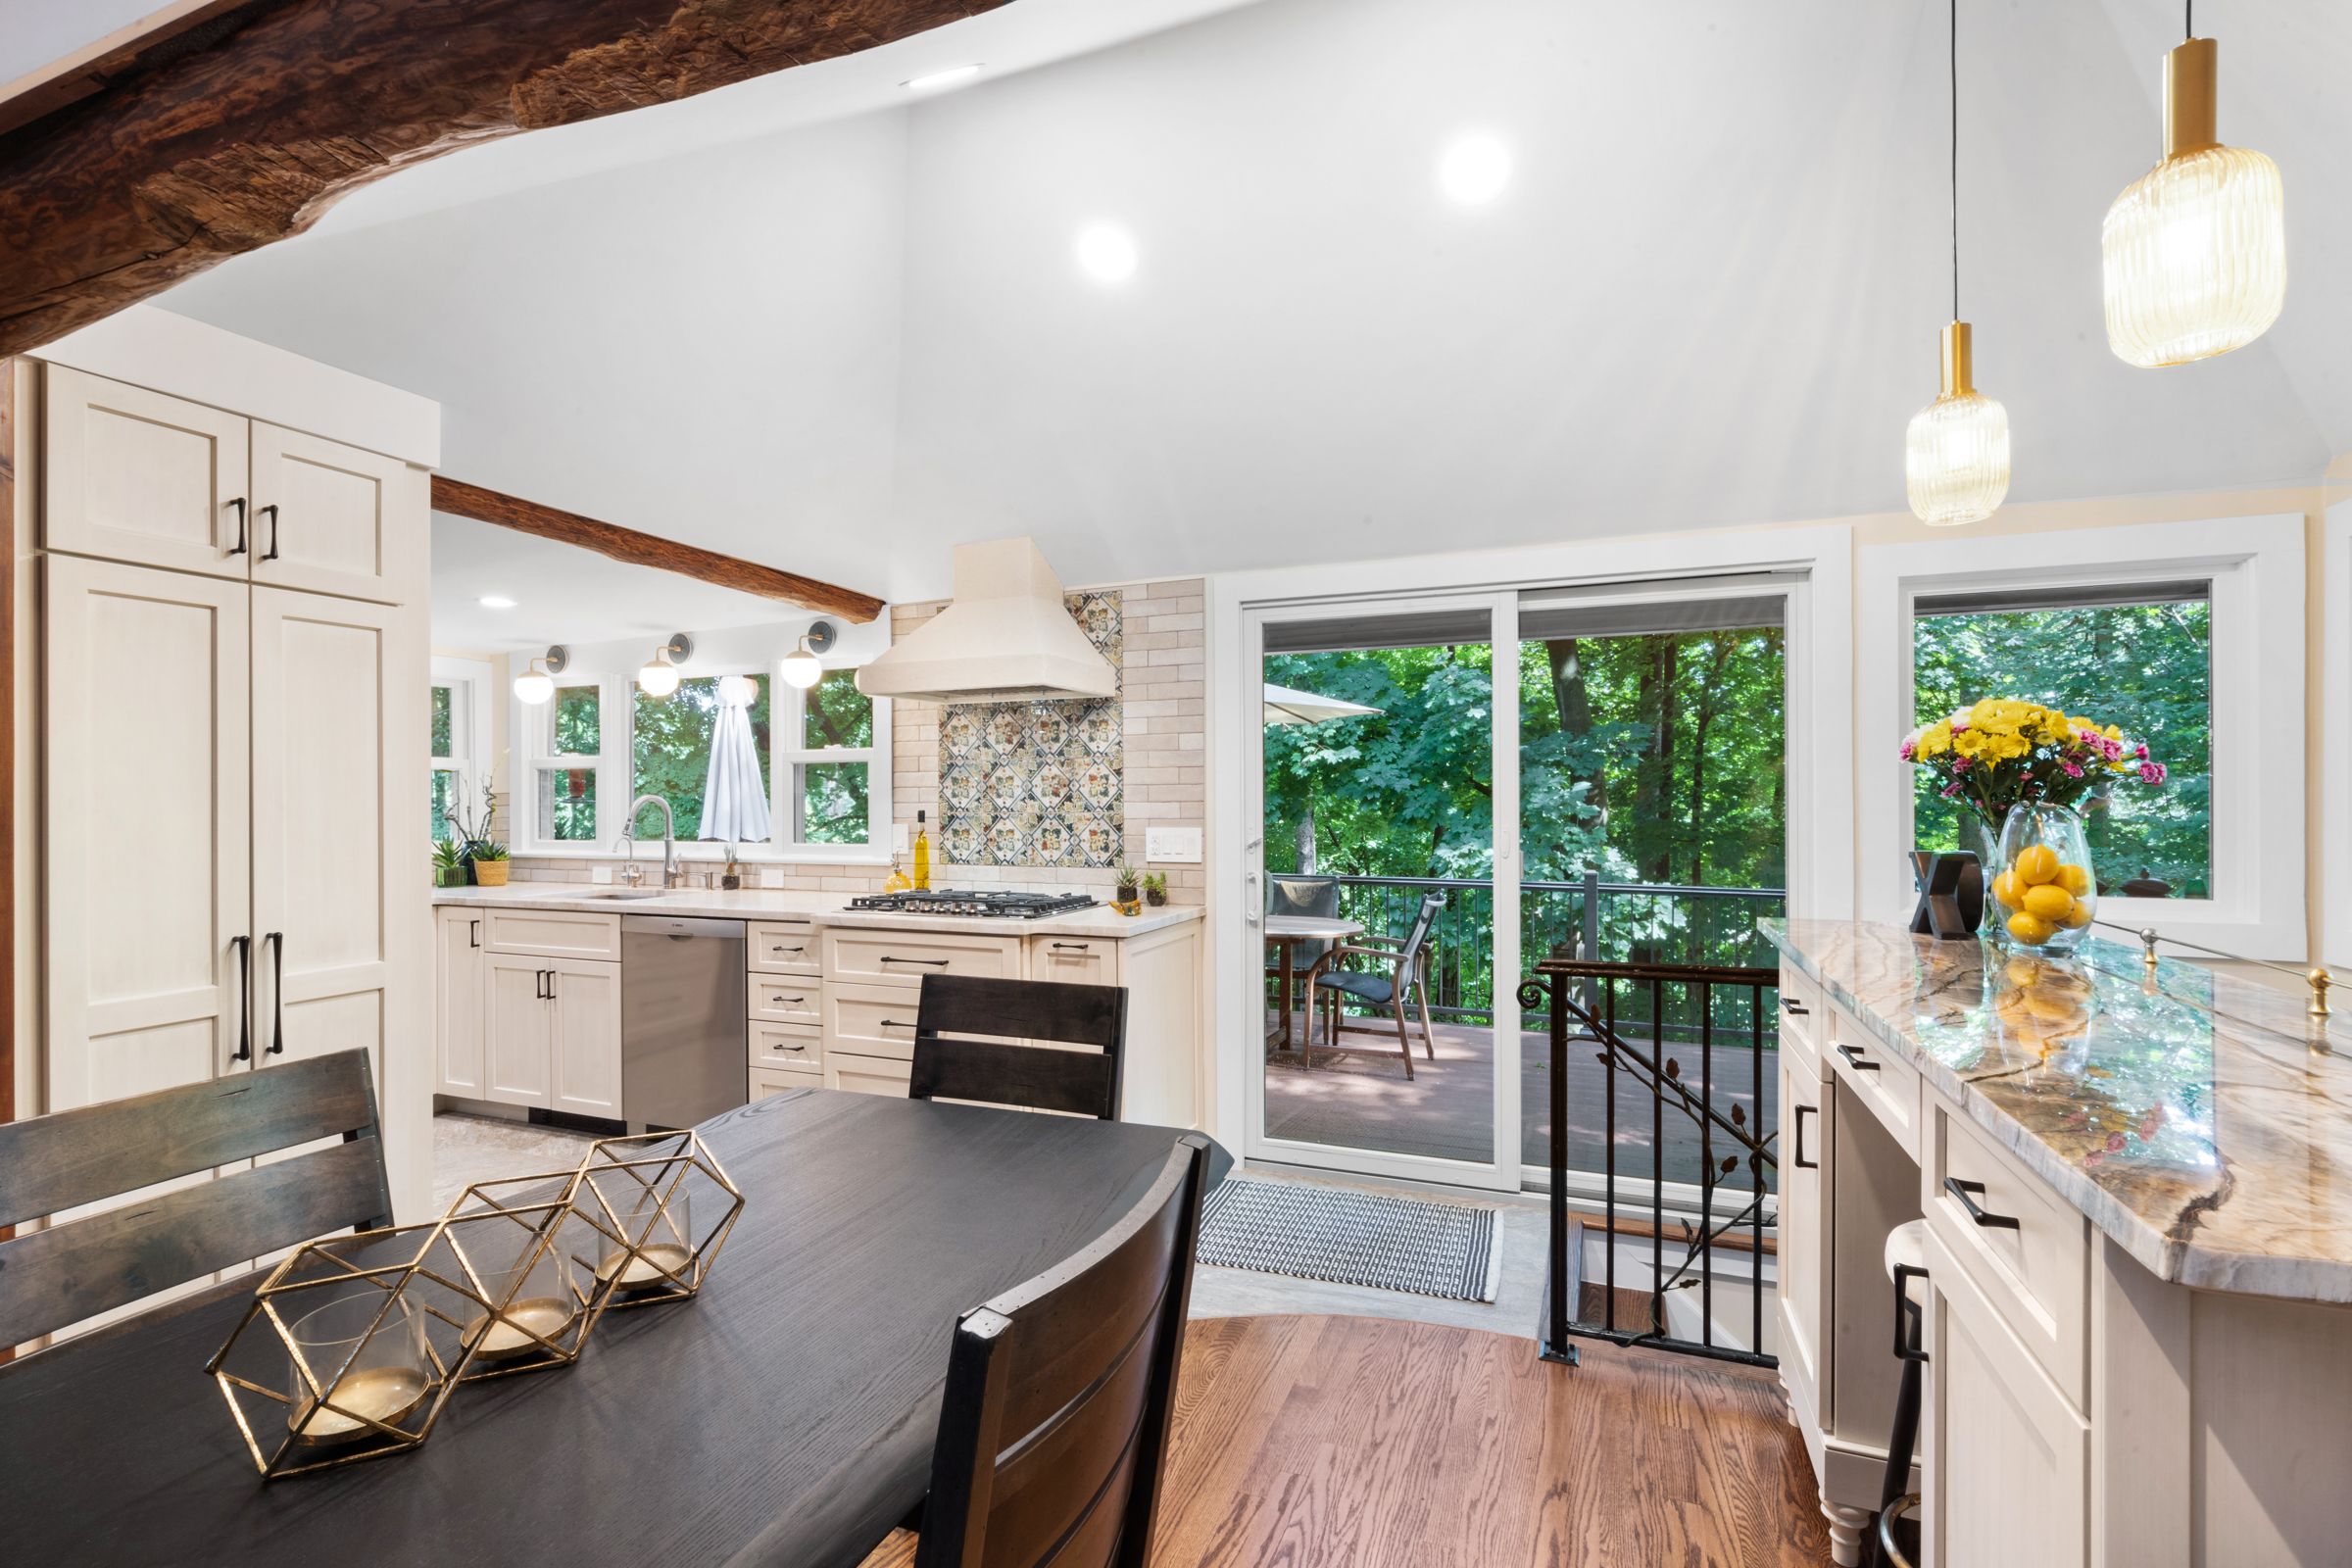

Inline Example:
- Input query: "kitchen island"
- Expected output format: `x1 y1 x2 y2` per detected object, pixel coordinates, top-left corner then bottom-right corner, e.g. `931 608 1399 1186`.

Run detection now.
1765 918 2352 1567
431 886 1203 1130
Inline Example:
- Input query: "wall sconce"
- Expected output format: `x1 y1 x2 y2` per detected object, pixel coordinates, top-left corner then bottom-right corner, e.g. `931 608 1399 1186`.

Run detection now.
639 633 692 698
781 621 836 691
513 646 566 705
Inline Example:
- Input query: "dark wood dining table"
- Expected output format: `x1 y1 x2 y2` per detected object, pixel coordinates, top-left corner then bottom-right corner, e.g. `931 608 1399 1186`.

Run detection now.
0 1089 1230 1568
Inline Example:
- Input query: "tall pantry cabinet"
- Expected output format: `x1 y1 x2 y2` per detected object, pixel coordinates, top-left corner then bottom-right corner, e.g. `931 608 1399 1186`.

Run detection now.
22 318 437 1226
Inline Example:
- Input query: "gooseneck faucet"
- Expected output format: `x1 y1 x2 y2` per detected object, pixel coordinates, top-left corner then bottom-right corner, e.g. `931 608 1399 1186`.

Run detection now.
611 832 641 887
630 795 681 887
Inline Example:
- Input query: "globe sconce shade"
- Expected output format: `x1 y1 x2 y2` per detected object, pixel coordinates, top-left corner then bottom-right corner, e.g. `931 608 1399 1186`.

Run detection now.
2101 39 2284 368
780 620 836 691
639 633 691 698
513 646 566 706
1905 322 2010 528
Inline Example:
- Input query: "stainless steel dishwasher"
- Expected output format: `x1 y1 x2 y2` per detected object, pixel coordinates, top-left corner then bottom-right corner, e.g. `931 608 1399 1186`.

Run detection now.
621 913 748 1134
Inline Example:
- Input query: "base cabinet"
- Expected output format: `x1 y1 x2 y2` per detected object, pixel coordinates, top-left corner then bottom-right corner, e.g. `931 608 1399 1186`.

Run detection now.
436 909 486 1098
479 951 620 1121
825 1053 913 1097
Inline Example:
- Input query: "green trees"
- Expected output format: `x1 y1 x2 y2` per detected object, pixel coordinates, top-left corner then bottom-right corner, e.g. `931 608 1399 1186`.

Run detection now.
632 677 772 842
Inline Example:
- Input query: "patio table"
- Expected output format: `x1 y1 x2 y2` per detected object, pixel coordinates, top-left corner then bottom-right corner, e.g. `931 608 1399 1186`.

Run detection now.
1264 915 1363 1051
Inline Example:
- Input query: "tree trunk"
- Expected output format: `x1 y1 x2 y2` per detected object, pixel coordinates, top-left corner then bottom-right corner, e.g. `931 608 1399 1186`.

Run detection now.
1297 807 1316 874
1544 638 1607 834
1633 637 1679 882
1686 637 1736 885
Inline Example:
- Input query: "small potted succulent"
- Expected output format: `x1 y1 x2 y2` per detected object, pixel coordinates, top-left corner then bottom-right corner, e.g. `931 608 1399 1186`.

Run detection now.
1112 864 1141 916
1142 870 1169 907
431 836 468 888
469 842 512 887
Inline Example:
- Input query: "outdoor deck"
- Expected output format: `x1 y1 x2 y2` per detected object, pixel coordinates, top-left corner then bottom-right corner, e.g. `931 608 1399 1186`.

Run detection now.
1263 1008 1780 1181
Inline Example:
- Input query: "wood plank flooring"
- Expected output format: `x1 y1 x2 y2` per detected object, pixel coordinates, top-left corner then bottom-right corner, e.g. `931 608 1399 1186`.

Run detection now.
1152 1314 1829 1568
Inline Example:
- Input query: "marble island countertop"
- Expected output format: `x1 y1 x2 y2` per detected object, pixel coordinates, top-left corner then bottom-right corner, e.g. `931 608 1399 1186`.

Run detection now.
1765 918 2352 1304
434 883 1204 940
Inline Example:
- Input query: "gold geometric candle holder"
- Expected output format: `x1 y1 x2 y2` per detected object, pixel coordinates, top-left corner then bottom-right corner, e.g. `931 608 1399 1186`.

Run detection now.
569 1130 745 1309
437 1170 615 1380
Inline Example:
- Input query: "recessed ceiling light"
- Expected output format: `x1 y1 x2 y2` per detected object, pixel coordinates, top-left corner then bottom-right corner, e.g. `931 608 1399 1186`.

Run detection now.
1438 135 1512 205
905 64 982 91
1075 223 1139 285
478 595 516 609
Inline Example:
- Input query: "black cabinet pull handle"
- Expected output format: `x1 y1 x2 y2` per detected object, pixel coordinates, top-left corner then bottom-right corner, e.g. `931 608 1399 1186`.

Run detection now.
231 935 252 1061
1792 1103 1817 1168
1781 996 1808 1015
1943 1177 2019 1230
258 504 280 562
880 956 949 966
879 1019 914 1029
1891 1263 1933 1363
266 932 284 1054
1051 942 1090 950
1836 1043 1880 1073
771 945 803 954
772 996 802 1004
226 498 247 556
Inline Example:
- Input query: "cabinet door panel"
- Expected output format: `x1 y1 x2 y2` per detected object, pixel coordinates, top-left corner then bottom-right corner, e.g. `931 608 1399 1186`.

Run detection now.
438 910 487 1097
824 1052 912 1098
44 557 251 1108
551 959 621 1121
1028 935 1118 986
44 367 250 577
1778 1052 1826 1419
486 956 553 1107
250 423 421 603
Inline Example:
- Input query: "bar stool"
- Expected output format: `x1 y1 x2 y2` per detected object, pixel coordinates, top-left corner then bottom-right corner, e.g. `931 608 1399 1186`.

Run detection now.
1870 1220 1930 1568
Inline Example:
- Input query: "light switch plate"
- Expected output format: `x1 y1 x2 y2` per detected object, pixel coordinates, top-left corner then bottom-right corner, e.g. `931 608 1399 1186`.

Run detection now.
894 822 909 853
1145 827 1202 863
591 865 613 884
760 868 783 888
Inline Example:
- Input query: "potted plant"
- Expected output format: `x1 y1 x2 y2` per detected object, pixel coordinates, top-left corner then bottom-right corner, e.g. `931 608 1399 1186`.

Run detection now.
469 842 513 887
431 836 468 888
1142 870 1168 907
1112 864 1141 915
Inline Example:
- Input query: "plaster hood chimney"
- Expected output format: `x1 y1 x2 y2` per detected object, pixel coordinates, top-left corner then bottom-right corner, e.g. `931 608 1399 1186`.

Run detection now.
856 537 1117 706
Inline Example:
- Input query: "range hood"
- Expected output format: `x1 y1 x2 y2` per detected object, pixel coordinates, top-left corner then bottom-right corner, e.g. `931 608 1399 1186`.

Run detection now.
856 537 1118 706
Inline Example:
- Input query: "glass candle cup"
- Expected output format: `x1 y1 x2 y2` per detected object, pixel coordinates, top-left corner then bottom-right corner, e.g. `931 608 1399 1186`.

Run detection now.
595 1183 693 1290
463 1235 579 1360
286 1292 430 1444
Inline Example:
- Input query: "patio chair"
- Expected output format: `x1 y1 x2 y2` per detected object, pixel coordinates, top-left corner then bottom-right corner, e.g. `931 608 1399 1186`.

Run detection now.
1264 873 1342 1038
1309 891 1446 1079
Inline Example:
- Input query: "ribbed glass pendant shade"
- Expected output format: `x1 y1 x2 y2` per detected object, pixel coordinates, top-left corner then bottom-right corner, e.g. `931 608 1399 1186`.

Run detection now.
1906 322 2009 527
2102 39 2284 368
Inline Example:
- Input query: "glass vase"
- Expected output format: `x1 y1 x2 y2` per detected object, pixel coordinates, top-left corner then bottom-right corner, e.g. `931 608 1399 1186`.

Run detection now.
1990 805 2097 955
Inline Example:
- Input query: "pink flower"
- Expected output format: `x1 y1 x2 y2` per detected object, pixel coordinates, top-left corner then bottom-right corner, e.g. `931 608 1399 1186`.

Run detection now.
1899 738 1916 760
2106 1132 2127 1152
2135 742 2149 760
2084 1150 2105 1167
2061 761 2083 778
2140 761 2168 786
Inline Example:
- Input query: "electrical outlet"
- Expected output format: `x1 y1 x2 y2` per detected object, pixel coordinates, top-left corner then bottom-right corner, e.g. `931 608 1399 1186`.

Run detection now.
760 868 783 888
591 865 613 884
893 822 909 853
1145 827 1202 863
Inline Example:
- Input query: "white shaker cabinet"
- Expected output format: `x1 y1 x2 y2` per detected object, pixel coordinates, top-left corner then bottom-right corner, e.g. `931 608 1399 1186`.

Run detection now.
485 953 556 1107
480 950 623 1124
41 366 250 579
436 908 486 1099
249 421 423 604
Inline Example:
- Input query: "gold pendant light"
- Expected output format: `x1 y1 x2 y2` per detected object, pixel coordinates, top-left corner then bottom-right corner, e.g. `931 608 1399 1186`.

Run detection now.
1907 0 2009 527
2101 8 2283 368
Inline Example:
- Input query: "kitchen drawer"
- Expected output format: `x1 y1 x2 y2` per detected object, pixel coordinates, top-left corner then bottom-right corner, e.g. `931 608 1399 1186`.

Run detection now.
824 981 923 1062
1927 1095 2089 1408
825 1051 912 1098
1027 933 1119 986
823 927 1022 988
482 907 622 961
751 1020 822 1073
750 920 819 976
750 1065 812 1101
1778 962 1823 1080
750 973 821 1024
1825 1010 1922 1160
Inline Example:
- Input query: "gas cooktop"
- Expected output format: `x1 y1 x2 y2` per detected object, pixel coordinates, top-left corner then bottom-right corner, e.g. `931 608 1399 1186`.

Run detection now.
846 890 1100 919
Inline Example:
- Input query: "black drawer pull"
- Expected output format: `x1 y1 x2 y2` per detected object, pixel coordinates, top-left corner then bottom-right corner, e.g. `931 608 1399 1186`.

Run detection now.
770 945 803 954
880 956 949 966
1836 1043 1880 1073
771 996 804 1004
879 1019 914 1029
769 1043 807 1053
1943 1177 2020 1230
1792 1103 1818 1168
1051 942 1091 951
1781 996 1809 1015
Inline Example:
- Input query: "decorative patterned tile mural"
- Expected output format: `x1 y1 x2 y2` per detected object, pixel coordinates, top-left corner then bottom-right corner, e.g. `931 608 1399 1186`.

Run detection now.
940 591 1123 867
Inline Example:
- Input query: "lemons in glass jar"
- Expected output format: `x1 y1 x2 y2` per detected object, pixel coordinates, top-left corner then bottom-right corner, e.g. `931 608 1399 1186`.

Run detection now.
2021 883 2076 922
2056 863 2091 897
2007 910 2057 945
1991 870 2023 909
2013 844 2061 886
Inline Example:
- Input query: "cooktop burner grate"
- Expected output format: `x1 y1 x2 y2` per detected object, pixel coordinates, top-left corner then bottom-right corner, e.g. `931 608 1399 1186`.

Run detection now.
846 890 1100 919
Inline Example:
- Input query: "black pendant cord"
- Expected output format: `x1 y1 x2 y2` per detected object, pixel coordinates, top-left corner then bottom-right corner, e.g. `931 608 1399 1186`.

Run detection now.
1950 0 1959 322
2186 1 2193 41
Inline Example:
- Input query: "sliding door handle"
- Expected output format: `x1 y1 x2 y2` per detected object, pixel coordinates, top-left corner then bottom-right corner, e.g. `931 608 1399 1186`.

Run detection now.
258 504 280 562
265 932 285 1054
226 498 247 557
231 935 253 1061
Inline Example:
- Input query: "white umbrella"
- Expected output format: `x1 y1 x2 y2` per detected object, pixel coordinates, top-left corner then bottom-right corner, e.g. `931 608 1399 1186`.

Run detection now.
1264 682 1383 725
700 677 772 841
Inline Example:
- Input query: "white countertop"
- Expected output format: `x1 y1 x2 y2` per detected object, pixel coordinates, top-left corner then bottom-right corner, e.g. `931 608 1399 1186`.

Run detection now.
433 883 1204 940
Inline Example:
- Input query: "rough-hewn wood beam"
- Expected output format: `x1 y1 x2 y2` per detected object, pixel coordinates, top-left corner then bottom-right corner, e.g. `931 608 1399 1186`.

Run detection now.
0 0 1007 357
432 475 885 624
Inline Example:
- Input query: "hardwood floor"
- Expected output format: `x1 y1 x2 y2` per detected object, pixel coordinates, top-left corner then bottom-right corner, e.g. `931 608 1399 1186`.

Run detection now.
1152 1314 1829 1568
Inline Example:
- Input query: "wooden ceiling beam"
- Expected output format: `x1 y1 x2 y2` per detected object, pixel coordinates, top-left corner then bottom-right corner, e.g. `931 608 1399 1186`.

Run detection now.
431 475 885 624
0 0 1008 357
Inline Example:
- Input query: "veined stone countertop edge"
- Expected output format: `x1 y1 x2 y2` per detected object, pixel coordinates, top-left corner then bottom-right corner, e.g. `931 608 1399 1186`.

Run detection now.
1764 918 2352 1305
434 885 1204 940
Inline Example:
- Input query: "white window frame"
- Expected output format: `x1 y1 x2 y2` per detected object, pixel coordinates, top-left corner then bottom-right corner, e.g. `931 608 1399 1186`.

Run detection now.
513 657 893 862
2321 499 2352 971
1857 514 2304 958
430 656 492 844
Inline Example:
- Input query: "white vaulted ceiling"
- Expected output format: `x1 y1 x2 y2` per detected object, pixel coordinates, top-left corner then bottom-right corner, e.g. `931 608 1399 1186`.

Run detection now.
135 0 2352 637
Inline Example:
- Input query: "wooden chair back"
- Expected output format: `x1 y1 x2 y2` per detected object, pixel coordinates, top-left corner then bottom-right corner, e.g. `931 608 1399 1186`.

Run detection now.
911 974 1127 1120
0 1051 392 1348
914 1135 1211 1568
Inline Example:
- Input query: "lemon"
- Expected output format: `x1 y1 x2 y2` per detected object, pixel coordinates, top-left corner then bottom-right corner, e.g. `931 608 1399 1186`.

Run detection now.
1991 871 2023 909
2004 957 2044 987
2026 989 2083 1022
2061 901 2093 928
2056 863 2091 897
2021 884 2076 922
2014 845 2060 886
2007 911 2057 945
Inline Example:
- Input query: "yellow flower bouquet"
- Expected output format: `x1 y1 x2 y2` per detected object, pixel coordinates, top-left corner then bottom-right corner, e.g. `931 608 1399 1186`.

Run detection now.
1900 697 2167 836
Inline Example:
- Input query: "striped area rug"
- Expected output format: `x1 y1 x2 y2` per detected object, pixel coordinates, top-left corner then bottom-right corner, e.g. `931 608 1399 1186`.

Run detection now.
1197 1178 1501 1303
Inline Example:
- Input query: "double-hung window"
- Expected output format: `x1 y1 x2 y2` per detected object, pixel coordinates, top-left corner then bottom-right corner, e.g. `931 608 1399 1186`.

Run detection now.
430 655 492 842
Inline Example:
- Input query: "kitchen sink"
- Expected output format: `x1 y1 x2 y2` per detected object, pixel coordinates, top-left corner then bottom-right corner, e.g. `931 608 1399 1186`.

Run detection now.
581 889 664 901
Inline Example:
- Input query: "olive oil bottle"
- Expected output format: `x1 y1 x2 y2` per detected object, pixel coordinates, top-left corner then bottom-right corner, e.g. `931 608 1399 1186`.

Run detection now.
911 809 931 890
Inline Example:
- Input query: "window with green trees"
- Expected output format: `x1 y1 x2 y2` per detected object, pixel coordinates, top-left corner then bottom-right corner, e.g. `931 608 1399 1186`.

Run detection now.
633 676 772 843
1912 589 2211 897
